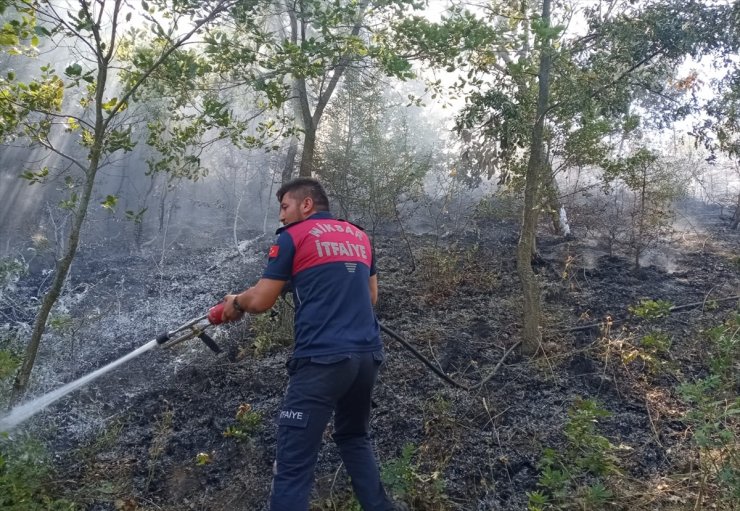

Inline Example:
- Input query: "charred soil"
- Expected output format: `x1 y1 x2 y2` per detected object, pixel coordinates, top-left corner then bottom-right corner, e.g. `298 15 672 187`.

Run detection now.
3 204 739 510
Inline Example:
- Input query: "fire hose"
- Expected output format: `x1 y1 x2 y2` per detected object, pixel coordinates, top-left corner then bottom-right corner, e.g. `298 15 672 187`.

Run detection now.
163 300 518 391
278 294 519 391
0 300 516 432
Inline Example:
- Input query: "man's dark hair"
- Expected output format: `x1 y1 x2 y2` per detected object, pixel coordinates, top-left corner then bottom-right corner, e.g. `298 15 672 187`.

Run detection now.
276 178 330 211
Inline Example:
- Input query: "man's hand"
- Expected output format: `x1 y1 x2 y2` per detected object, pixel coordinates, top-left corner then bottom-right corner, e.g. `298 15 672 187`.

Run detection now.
222 294 245 322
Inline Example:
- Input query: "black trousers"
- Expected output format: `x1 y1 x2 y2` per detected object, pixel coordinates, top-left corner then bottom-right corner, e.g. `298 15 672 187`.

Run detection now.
270 350 393 511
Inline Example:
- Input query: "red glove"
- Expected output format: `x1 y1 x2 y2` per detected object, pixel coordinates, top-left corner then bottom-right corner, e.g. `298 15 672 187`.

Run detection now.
208 302 226 325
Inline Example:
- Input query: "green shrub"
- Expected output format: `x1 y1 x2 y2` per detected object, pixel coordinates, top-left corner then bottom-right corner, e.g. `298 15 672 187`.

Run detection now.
416 245 498 303
381 443 447 509
0 349 19 380
628 299 673 320
0 258 26 288
473 193 521 223
250 296 294 356
678 313 740 507
223 403 262 441
640 331 671 355
528 398 618 510
0 346 20 408
0 434 76 510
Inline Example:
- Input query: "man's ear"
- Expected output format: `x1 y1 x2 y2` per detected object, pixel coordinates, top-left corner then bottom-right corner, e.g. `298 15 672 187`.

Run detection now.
302 196 314 213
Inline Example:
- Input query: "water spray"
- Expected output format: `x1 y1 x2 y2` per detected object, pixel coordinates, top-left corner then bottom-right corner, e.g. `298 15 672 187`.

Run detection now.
0 302 228 432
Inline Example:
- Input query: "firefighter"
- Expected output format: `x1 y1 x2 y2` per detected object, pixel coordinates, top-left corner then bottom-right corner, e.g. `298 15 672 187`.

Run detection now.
221 178 404 511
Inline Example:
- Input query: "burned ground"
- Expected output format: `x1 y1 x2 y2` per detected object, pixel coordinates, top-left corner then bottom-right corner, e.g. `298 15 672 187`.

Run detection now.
2 201 739 510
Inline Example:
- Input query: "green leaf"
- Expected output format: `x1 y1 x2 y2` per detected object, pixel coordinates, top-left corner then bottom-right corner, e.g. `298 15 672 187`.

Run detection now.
19 167 49 184
34 26 51 37
100 195 118 211
64 63 83 77
101 97 118 111
0 33 19 46
66 117 80 132
60 192 78 210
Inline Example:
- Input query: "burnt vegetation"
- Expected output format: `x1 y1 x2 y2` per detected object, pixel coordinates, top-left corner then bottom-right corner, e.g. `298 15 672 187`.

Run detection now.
0 191 738 511
1 0 740 509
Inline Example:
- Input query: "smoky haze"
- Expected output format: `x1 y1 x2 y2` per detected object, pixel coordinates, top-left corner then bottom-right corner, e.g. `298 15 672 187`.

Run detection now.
0 139 282 258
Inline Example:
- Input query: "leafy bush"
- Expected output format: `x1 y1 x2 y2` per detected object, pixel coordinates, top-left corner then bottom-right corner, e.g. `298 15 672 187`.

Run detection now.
0 349 19 380
0 434 75 510
0 342 20 408
382 443 446 509
473 193 521 223
640 331 671 355
250 296 294 356
628 299 673 320
0 258 26 289
528 399 618 510
679 313 740 507
223 403 262 441
617 330 673 375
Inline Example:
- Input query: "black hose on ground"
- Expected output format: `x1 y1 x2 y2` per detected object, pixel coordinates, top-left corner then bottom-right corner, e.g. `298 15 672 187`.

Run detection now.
379 322 521 391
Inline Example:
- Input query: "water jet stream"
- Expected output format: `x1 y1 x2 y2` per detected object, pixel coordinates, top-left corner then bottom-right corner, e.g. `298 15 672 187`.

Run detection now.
0 340 158 431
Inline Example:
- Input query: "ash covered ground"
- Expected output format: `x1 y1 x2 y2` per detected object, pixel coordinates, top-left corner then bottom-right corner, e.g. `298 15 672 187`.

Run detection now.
2 199 739 510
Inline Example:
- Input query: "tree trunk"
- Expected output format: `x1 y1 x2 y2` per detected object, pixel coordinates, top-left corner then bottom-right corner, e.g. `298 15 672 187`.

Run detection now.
517 0 552 356
298 123 316 177
291 0 371 178
8 0 230 404
134 175 157 251
282 136 298 184
542 168 570 236
731 189 740 230
11 147 104 404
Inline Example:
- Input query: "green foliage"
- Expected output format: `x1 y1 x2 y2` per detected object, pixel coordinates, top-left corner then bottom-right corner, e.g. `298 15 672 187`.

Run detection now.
316 69 429 232
0 349 19 380
0 1 43 53
416 248 463 302
389 0 736 205
704 313 740 383
0 257 26 288
640 331 671 355
250 297 294 357
615 330 674 375
0 343 20 409
528 398 618 510
0 434 76 510
602 149 686 268
382 443 418 499
19 166 49 185
48 314 75 334
629 299 673 320
100 195 118 212
381 442 445 508
473 193 521 223
223 403 262 441
0 63 64 142
679 313 740 506
194 452 212 466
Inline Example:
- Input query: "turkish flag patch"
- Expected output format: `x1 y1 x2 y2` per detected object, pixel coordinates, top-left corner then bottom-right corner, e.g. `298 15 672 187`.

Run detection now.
268 245 279 258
